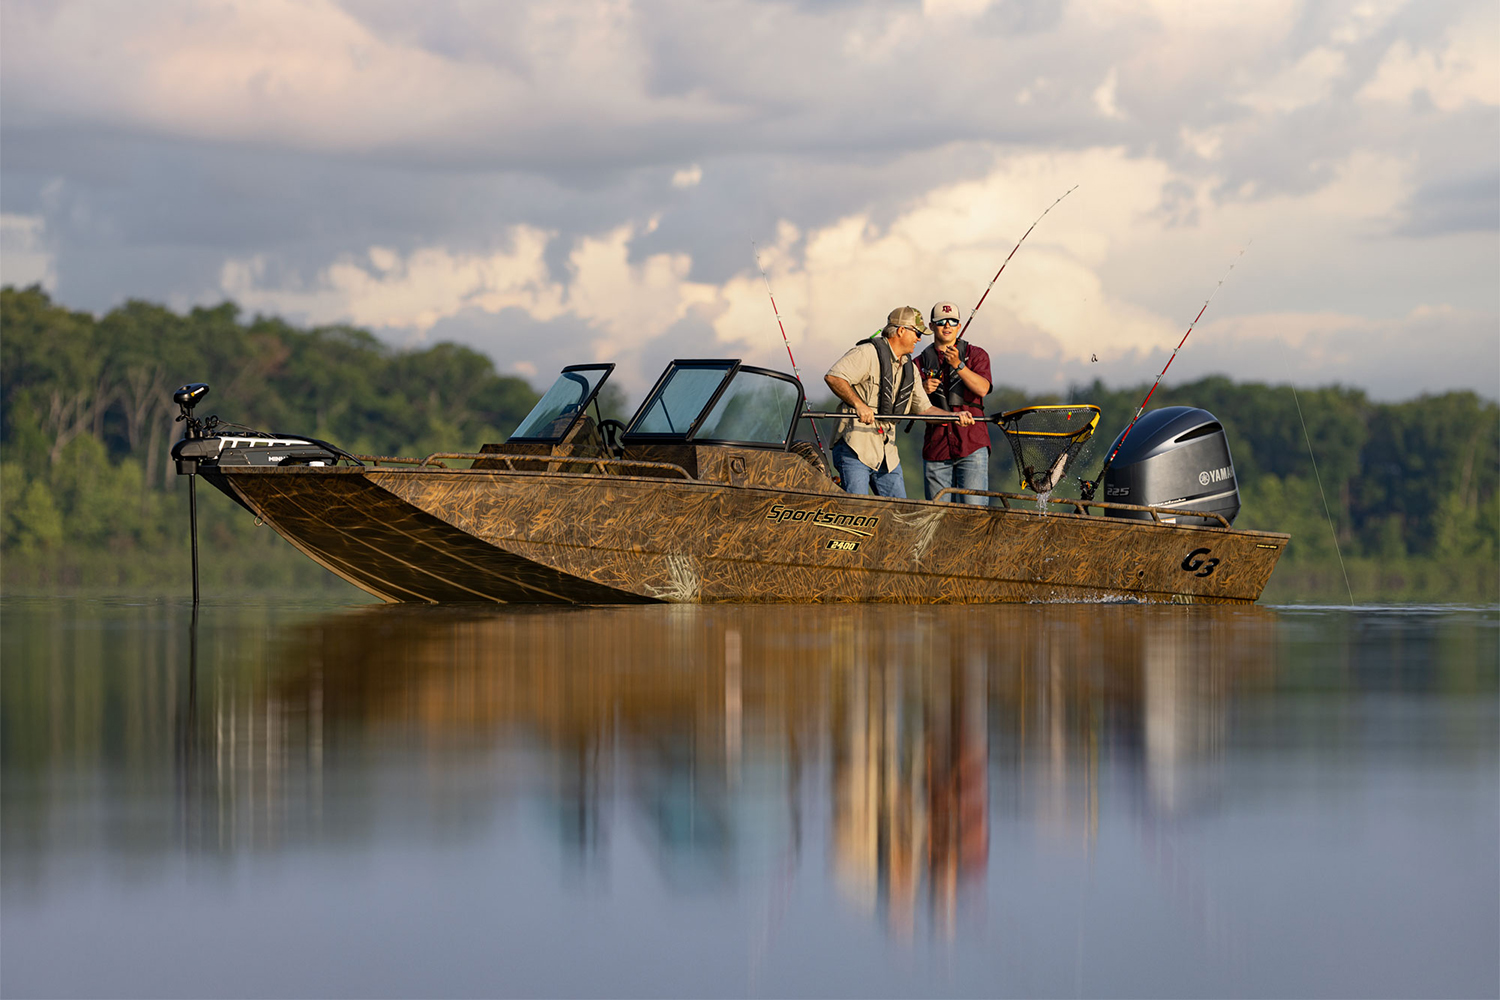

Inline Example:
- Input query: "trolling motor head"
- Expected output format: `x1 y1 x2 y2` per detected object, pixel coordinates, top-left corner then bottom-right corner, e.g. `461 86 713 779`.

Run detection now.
174 383 211 432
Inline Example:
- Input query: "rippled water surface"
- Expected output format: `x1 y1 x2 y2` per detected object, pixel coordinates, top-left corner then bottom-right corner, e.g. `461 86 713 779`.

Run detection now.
2 598 1496 998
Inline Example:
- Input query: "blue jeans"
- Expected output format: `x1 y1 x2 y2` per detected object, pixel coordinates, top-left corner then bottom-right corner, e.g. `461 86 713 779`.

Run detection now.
832 441 907 498
924 447 990 504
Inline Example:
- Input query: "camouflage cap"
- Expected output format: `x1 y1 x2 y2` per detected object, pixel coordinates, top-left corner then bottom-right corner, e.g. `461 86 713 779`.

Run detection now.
885 306 928 337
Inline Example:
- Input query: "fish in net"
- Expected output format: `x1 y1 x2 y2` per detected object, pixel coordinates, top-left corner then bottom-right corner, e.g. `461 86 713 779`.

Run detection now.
995 405 1102 493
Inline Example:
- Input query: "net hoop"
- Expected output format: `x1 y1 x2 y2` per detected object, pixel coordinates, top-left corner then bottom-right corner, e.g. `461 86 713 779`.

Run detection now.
995 404 1102 493
996 404 1101 440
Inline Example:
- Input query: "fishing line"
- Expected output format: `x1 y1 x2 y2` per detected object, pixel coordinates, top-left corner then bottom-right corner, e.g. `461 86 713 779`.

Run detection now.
754 242 827 458
1081 243 1249 500
1290 384 1355 605
959 184 1078 338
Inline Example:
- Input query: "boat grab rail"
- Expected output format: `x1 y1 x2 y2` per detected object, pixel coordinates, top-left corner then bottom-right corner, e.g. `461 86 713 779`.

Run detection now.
934 488 1232 528
353 454 437 467
358 451 696 480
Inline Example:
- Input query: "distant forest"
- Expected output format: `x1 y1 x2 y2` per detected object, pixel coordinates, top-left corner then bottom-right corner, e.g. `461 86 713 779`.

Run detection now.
2 285 1496 601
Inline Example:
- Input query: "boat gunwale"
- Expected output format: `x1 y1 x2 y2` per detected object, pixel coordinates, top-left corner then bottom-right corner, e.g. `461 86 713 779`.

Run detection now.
212 463 1291 543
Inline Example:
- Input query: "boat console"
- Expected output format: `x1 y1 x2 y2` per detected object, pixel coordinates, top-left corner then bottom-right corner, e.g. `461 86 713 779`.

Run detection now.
475 359 836 491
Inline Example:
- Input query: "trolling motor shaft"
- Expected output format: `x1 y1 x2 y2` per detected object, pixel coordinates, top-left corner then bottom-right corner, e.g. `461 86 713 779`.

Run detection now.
169 383 212 605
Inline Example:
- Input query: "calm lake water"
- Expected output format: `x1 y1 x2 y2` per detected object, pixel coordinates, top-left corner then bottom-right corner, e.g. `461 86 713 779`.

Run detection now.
2 597 1496 999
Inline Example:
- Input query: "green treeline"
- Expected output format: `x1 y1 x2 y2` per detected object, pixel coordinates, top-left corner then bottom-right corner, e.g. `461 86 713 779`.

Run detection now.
3 285 1497 601
2 286 539 592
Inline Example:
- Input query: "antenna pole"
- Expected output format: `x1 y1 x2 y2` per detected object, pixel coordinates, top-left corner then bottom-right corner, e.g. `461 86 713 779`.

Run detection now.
1080 245 1249 500
754 243 827 459
959 185 1078 339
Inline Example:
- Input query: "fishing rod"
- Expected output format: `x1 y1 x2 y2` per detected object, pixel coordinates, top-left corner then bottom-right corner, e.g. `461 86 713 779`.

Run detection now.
893 186 1076 436
801 403 1097 426
959 184 1078 338
754 243 827 458
801 411 984 424
1079 244 1249 502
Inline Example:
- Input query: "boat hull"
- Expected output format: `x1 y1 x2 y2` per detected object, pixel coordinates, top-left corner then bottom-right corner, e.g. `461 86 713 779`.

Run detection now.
206 466 1288 605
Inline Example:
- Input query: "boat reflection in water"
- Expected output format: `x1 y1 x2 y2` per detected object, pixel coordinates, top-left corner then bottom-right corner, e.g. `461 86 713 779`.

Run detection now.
8 599 1494 997
163 604 1277 936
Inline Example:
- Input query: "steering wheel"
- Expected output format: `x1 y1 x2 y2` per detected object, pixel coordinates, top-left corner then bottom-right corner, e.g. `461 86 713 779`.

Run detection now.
599 419 628 459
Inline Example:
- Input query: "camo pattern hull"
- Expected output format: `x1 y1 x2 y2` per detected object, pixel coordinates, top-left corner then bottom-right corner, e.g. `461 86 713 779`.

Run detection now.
206 466 1288 605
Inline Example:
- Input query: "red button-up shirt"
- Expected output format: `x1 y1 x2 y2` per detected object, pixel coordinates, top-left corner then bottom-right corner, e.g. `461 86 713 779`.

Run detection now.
920 342 993 462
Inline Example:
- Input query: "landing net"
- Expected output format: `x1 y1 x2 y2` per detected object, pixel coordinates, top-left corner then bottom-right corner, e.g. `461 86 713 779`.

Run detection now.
996 404 1101 493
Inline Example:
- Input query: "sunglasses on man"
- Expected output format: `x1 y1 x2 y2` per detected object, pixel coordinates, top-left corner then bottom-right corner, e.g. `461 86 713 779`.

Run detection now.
932 318 960 328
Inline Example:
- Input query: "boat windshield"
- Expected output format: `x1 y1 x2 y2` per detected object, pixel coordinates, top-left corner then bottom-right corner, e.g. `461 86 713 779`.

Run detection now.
693 368 802 446
628 362 734 436
625 360 804 448
507 364 615 442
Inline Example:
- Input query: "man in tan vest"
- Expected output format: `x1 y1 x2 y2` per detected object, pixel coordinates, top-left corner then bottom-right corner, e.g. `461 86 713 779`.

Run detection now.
823 306 975 497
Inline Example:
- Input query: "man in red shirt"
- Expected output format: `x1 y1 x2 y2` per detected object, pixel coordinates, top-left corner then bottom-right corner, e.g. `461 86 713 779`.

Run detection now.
918 301 993 503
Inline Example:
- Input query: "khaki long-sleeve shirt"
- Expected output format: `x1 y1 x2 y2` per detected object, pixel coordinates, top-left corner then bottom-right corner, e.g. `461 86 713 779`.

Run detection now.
826 341 932 472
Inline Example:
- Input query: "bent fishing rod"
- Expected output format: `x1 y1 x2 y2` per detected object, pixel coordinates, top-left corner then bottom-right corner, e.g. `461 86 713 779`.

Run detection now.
1078 244 1249 502
959 184 1078 338
754 242 827 457
886 186 1077 436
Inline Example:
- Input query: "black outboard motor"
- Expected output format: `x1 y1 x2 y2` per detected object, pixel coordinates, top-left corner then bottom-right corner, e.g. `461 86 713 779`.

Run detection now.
1101 406 1239 525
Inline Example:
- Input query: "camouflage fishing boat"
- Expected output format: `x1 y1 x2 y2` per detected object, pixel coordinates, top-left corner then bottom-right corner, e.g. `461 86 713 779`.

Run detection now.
171 359 1288 604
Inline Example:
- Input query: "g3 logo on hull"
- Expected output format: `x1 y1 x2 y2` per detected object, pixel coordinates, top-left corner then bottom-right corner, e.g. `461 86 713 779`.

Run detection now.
1181 547 1220 577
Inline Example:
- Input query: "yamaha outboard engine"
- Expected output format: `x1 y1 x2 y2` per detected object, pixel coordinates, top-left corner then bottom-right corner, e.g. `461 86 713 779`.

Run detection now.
1101 406 1239 525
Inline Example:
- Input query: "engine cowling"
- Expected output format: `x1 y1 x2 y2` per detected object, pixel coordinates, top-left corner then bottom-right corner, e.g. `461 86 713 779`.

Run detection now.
1101 406 1239 525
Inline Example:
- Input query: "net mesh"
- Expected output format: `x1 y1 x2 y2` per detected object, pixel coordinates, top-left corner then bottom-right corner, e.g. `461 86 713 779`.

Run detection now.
996 404 1101 493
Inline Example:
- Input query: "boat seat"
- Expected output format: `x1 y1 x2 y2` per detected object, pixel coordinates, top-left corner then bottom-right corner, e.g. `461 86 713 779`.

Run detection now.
789 440 834 482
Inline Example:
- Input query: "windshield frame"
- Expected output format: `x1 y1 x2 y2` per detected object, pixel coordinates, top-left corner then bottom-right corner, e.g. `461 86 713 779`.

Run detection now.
622 360 805 450
505 363 616 443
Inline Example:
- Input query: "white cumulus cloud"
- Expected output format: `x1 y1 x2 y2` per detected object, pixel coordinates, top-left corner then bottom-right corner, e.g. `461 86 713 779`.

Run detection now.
0 214 56 290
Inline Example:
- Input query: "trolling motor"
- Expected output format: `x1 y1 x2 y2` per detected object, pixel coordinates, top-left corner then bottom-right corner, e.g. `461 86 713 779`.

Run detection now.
172 384 220 474
169 383 213 605
168 383 362 603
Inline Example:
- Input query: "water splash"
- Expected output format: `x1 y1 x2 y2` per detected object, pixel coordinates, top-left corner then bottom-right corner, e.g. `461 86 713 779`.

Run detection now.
1035 489 1052 513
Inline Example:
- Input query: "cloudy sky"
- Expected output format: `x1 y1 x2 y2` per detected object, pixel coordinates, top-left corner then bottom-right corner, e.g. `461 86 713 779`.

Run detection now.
2 0 1496 402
